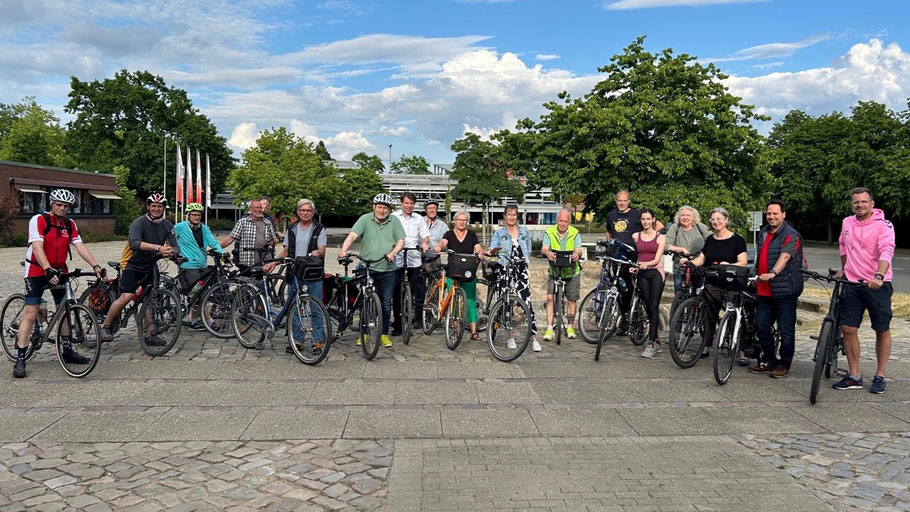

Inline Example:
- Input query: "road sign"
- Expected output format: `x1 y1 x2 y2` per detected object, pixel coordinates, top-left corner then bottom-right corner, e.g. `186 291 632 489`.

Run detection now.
749 211 763 231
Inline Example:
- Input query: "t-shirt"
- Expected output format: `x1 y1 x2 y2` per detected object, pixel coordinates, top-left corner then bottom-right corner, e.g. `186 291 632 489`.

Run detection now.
606 208 643 246
24 214 82 277
351 213 405 272
293 222 327 258
702 234 747 266
442 230 479 255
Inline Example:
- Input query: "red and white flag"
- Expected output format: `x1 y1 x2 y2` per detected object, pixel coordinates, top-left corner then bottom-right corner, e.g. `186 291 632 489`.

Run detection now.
175 144 184 205
185 146 194 204
195 149 202 205
205 154 212 208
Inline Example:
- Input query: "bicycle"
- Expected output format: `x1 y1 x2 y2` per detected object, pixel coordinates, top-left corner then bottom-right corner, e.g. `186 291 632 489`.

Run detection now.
547 250 577 346
423 251 479 350
711 265 759 385
325 253 385 360
155 250 236 338
667 250 703 321
79 253 184 357
800 268 864 404
483 253 532 362
667 263 710 368
579 240 646 352
397 246 422 345
230 257 331 365
0 267 102 378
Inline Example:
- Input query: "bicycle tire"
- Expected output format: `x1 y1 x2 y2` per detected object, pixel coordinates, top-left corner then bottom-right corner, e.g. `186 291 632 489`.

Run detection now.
199 280 235 338
1 294 38 362
474 278 491 333
267 273 288 307
827 330 841 379
810 318 834 404
669 290 687 323
288 294 332 365
423 280 441 335
628 294 648 346
444 286 467 350
401 285 413 345
78 284 120 334
554 289 563 346
231 284 269 349
360 292 381 360
578 287 604 345
594 294 619 361
137 288 182 357
487 296 531 362
713 312 738 385
668 297 708 369
56 303 102 378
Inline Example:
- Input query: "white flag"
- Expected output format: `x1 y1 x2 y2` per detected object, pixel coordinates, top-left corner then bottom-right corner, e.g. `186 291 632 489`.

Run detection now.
205 154 212 208
185 146 193 204
195 149 202 205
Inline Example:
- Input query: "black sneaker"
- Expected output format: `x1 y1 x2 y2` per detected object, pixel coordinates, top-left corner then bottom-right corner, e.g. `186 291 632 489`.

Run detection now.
832 375 863 390
61 348 90 365
870 376 886 394
100 326 114 342
145 334 168 347
391 328 402 336
13 358 26 378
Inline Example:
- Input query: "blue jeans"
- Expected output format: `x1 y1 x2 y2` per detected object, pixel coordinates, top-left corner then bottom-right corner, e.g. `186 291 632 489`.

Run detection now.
291 279 325 343
673 271 703 295
372 270 397 335
755 295 797 369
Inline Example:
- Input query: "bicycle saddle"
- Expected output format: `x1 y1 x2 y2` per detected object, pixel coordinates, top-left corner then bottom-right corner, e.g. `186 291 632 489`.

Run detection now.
107 261 121 270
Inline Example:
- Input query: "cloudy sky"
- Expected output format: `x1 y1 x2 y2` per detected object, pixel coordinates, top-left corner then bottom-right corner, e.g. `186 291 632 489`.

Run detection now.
2 0 909 167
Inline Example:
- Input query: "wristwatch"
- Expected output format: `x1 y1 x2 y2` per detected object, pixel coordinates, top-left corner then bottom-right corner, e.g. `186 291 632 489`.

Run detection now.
874 272 885 280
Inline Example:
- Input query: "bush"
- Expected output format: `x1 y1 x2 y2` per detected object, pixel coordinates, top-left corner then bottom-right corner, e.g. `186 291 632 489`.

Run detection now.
206 217 235 231
80 232 127 244
0 233 27 247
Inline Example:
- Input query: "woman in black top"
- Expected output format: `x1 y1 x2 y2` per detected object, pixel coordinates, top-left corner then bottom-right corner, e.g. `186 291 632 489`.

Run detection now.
434 211 484 341
681 207 748 359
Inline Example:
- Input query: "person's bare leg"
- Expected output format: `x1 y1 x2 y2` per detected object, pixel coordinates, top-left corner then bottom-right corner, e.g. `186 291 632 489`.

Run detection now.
874 330 892 377
842 325 861 377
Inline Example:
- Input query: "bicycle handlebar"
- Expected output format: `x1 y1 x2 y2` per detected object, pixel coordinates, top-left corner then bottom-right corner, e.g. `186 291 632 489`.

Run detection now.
799 268 865 286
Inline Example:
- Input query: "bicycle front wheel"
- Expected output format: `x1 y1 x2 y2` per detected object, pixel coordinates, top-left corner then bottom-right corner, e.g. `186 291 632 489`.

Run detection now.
137 288 182 357
422 280 440 335
578 288 604 344
360 292 382 360
288 294 332 365
199 280 235 338
594 294 620 362
444 286 467 350
401 285 413 345
267 274 288 327
668 298 708 369
487 296 531 362
628 294 648 346
810 319 834 404
474 278 490 333
554 289 564 346
1 294 33 362
713 312 738 385
56 303 102 378
231 284 269 349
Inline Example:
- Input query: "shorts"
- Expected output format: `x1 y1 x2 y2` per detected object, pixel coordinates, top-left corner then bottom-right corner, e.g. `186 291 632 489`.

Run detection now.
24 276 65 305
179 267 209 292
839 282 893 332
547 273 581 301
121 268 152 295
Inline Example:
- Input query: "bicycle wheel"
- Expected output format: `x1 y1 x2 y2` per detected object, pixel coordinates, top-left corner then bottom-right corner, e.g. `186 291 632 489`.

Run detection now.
627 294 648 346
401 285 413 345
487 296 531 362
360 292 381 360
713 312 738 385
267 274 288 327
422 280 440 335
669 290 687 322
1 294 37 362
578 288 604 344
810 318 834 404
78 284 120 333
473 278 491 333
231 284 269 349
137 288 182 357
444 286 467 350
554 289 563 346
668 298 708 369
56 303 102 378
199 280 235 338
288 294 332 365
594 294 619 362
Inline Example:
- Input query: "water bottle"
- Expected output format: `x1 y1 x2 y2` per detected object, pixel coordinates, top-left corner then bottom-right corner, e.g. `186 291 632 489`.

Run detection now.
189 280 204 299
617 277 628 292
38 300 48 322
131 285 143 303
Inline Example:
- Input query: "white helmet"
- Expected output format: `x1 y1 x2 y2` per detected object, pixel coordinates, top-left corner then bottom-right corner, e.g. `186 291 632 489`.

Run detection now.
372 193 393 206
49 189 76 205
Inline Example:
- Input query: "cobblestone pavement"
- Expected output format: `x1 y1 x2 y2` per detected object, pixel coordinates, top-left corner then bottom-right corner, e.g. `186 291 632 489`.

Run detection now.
1 242 909 511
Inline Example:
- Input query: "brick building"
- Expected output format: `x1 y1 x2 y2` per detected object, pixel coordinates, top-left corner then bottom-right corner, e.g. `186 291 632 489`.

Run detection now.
1 160 120 235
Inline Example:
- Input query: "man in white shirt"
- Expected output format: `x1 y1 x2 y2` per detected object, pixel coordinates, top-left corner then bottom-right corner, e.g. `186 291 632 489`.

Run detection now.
392 192 429 336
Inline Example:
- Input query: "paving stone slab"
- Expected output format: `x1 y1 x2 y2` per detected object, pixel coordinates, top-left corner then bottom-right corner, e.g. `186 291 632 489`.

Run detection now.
792 402 910 433
30 411 164 443
89 361 225 380
474 381 540 404
435 362 523 379
345 409 441 438
529 407 637 437
308 380 397 406
215 381 316 407
0 411 68 443
361 361 437 380
441 408 539 437
240 409 348 440
132 381 237 407
626 379 729 403
138 408 258 441
393 380 478 405
529 379 644 404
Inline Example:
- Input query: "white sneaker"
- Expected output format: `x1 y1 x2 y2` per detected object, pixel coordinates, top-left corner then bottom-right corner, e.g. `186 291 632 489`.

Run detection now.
641 342 662 358
506 338 517 350
532 339 542 352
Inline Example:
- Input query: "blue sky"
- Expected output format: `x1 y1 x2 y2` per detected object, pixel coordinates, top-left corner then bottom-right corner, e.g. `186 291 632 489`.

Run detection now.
2 0 909 168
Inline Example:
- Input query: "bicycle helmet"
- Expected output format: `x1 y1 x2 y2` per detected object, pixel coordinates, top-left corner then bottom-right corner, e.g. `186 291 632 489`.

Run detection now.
49 189 76 205
185 202 204 214
146 192 167 205
424 200 439 208
373 193 393 206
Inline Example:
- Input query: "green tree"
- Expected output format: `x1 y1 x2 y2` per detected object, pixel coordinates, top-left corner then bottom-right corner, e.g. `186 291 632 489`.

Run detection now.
111 165 143 235
229 127 340 219
336 167 387 216
496 36 770 230
0 98 69 167
351 152 384 174
315 140 333 161
65 69 234 199
390 154 431 174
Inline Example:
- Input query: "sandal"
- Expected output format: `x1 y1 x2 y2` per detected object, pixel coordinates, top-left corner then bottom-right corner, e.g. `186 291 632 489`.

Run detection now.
470 332 482 342
737 357 750 367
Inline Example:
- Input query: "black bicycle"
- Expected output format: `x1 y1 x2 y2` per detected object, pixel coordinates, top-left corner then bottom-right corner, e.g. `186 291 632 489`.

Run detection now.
547 250 576 346
800 268 864 404
161 250 236 338
324 253 385 360
398 246 422 345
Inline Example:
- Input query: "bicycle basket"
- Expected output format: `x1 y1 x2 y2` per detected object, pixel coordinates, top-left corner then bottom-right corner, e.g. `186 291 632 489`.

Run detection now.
293 256 325 281
551 250 574 268
446 253 479 280
88 288 111 314
708 263 751 292
423 254 444 273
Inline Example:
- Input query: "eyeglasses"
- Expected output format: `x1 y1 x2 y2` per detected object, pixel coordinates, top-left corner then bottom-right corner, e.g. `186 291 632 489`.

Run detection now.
298 208 314 213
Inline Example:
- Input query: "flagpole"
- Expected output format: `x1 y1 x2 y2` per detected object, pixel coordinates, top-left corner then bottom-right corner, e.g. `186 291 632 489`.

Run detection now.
163 136 167 218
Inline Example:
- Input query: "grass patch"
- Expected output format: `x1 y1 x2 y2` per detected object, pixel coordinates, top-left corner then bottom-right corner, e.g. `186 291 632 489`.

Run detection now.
802 286 910 317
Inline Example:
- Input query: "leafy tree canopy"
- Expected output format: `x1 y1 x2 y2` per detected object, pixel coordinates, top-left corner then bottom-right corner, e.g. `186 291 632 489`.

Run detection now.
0 97 69 168
315 140 332 161
351 152 385 174
450 132 525 207
390 154 431 174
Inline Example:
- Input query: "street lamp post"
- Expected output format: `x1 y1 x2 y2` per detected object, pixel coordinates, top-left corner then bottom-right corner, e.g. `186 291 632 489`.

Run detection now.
388 144 392 173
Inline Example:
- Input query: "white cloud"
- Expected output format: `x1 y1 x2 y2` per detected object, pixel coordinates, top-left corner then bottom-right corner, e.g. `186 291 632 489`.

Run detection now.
724 39 910 118
275 34 493 66
290 119 320 144
750 61 784 70
534 54 560 61
323 131 375 160
379 126 409 136
228 122 260 150
705 34 830 63
605 0 766 8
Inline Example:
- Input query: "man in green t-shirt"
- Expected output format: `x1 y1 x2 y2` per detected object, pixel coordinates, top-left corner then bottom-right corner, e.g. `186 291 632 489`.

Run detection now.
339 193 405 347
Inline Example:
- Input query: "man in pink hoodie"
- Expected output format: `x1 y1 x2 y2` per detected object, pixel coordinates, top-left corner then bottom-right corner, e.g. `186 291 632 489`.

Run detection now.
833 187 896 394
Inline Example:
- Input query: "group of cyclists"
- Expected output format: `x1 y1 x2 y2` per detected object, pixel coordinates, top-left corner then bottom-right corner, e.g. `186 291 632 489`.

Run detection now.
10 186 897 396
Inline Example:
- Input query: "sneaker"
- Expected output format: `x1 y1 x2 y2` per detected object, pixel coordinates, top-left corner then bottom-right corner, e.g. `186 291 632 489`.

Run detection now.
566 327 576 339
506 338 517 350
145 334 168 347
641 342 661 358
770 367 790 379
61 348 90 365
381 335 392 347
182 319 202 330
870 376 886 394
390 328 402 337
286 344 300 354
542 328 554 341
13 358 26 378
748 364 773 374
531 339 542 352
356 335 365 346
832 375 863 390
100 326 114 342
